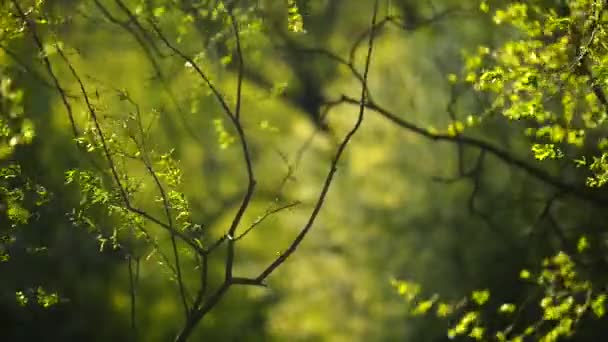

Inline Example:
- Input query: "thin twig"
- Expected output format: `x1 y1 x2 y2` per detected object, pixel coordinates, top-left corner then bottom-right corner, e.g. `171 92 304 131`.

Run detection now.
113 0 165 57
148 20 234 118
94 0 201 141
255 0 381 283
229 9 245 121
0 43 78 99
223 9 257 283
235 201 301 241
127 96 191 319
337 95 608 206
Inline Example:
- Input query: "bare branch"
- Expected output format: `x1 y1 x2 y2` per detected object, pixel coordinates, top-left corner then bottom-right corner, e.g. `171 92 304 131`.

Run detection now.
254 0 381 283
235 201 301 241
94 0 201 141
228 9 245 121
125 95 191 319
223 11 257 283
148 19 234 118
0 43 78 99
15 10 206 258
337 95 608 206
112 0 165 57
349 7 467 66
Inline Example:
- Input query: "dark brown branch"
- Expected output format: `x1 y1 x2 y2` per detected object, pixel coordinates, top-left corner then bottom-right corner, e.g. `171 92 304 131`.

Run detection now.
14 3 196 324
254 0 381 283
349 7 466 66
162 7 258 341
337 95 608 206
174 282 229 342
137 226 179 277
289 46 365 86
285 23 608 206
129 205 205 254
97 0 201 141
150 22 259 246
348 16 390 65
229 9 244 121
223 11 257 283
0 43 78 99
148 20 234 119
92 1 165 84
190 253 208 317
176 2 383 340
54 43 132 204
126 96 191 319
231 277 266 287
31 27 205 258
112 0 165 57
235 201 301 241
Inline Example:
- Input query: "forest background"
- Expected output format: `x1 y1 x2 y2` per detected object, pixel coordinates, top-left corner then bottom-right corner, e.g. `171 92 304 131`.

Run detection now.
2 0 608 341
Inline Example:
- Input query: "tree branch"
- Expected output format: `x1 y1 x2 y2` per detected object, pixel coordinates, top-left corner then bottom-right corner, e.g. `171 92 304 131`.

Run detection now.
337 95 608 206
254 0 381 283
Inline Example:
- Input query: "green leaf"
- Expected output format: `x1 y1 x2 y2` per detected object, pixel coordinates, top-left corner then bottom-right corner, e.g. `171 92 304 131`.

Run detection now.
480 2 489 13
577 236 589 253
220 55 232 66
471 289 490 306
15 291 28 306
36 287 59 308
592 294 606 318
469 326 484 340
436 303 454 317
413 298 436 315
393 280 421 301
499 303 516 314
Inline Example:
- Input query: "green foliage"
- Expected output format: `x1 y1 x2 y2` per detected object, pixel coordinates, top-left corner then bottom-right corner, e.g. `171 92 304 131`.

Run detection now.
394 243 607 341
0 74 47 258
460 0 608 186
392 1 608 340
1 70 56 310
0 77 32 157
286 0 306 33
15 287 60 308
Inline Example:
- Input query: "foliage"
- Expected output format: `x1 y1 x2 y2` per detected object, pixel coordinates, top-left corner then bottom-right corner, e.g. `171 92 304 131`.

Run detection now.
393 1 608 340
394 236 607 341
1 50 56 310
467 0 608 185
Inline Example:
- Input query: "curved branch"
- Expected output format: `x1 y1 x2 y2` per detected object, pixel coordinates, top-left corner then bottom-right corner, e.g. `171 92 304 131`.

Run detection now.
255 0 381 283
337 95 608 206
